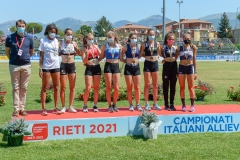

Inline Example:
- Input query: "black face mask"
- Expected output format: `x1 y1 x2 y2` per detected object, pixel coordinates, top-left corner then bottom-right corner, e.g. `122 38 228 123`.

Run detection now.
184 40 191 44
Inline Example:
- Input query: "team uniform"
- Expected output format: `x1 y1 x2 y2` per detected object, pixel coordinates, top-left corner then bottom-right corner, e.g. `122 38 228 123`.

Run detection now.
178 46 194 74
143 42 159 72
84 45 101 76
104 43 121 74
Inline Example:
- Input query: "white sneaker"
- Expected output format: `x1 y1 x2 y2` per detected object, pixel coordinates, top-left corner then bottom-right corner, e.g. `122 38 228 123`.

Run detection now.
61 107 66 113
93 106 99 112
136 104 143 111
69 107 77 113
83 106 88 113
129 105 134 111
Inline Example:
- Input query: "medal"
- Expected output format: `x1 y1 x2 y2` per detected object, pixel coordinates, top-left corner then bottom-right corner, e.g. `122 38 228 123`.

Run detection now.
54 52 57 56
169 47 172 62
150 56 153 60
111 48 115 63
149 45 154 60
131 47 136 64
132 60 135 63
185 50 189 64
92 59 96 63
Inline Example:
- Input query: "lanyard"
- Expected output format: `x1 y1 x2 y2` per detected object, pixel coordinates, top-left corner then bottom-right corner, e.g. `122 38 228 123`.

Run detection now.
88 45 95 58
48 39 56 51
15 36 24 49
130 45 136 59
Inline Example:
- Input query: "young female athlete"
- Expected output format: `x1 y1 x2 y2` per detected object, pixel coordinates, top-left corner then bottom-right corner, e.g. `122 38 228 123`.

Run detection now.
59 28 81 113
160 32 179 111
140 29 161 111
178 33 197 112
99 31 122 112
120 33 142 111
39 24 61 116
81 33 101 112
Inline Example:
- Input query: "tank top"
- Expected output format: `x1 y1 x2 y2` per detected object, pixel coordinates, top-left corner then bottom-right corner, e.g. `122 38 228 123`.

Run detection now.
59 40 75 55
125 44 140 58
84 45 99 60
144 41 158 56
162 45 177 58
179 46 194 60
105 43 120 59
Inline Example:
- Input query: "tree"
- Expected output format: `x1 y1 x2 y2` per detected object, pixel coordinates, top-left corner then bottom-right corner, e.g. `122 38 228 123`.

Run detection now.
218 12 233 38
80 25 92 37
237 14 240 22
10 26 16 32
58 28 64 37
26 23 43 34
0 30 3 36
94 16 113 37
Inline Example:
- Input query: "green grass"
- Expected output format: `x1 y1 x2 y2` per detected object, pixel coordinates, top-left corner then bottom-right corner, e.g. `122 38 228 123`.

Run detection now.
0 61 240 159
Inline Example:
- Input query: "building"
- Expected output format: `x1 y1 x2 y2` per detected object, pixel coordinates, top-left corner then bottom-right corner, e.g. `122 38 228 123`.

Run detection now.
154 19 217 42
114 23 152 35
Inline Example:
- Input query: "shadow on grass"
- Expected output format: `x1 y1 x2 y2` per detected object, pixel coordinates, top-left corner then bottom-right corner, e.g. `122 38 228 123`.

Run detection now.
129 135 148 141
0 142 9 148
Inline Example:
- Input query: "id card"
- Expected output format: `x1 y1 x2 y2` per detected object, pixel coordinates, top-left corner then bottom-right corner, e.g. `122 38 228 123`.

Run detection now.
18 49 23 56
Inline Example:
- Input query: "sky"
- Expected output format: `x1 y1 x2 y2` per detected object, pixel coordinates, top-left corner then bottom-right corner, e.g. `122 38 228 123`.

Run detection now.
0 0 240 24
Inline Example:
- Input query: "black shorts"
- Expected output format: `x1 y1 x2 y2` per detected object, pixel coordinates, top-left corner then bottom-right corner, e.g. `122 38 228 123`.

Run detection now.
178 64 194 75
143 60 159 72
104 62 120 74
85 64 101 76
124 64 141 76
42 68 60 73
60 62 76 75
162 61 178 79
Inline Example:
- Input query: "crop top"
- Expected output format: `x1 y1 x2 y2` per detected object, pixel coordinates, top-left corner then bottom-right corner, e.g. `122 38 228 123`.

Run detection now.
59 40 75 55
125 44 140 58
144 41 158 56
179 46 194 60
161 45 177 58
105 43 120 59
84 45 99 60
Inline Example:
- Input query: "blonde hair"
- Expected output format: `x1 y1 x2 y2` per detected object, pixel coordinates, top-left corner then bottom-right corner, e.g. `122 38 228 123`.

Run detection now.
183 33 197 50
83 33 94 46
107 31 118 43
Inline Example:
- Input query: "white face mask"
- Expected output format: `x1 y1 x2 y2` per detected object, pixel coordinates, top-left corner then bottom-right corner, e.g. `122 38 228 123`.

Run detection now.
107 38 114 43
88 40 94 45
130 39 137 44
65 35 72 41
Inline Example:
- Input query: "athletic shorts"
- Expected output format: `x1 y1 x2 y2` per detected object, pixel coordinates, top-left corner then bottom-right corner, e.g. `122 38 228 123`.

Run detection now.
42 68 60 73
178 64 194 75
60 62 76 75
143 60 159 72
104 62 120 74
124 64 141 76
85 64 101 76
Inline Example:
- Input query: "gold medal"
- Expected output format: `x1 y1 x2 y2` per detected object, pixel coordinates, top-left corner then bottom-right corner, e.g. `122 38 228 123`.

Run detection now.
150 56 153 60
68 56 71 61
92 59 96 63
54 52 57 56
132 60 135 63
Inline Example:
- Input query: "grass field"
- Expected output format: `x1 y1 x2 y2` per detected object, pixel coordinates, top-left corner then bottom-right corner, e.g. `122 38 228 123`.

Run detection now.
0 61 240 160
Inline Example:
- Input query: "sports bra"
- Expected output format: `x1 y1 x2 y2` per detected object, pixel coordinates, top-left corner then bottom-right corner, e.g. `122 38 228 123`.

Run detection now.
125 44 140 58
162 45 177 58
59 40 75 55
179 46 194 60
144 41 158 56
84 45 99 60
105 43 120 59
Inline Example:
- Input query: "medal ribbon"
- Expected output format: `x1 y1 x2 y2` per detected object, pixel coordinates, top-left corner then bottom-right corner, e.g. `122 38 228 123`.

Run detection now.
15 36 24 49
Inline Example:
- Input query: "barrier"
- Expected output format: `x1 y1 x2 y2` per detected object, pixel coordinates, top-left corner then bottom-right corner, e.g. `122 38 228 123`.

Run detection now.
23 104 240 141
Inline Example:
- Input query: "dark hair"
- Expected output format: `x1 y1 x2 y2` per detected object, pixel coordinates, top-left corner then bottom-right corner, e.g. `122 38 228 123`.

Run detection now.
127 33 138 43
64 28 72 34
16 19 26 27
44 24 58 36
164 32 175 45
83 33 94 46
146 29 155 41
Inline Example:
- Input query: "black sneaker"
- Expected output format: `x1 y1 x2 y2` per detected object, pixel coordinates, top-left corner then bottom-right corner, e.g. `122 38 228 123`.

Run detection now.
112 104 119 112
165 105 170 111
170 104 176 111
108 105 114 113
93 106 99 112
83 106 88 113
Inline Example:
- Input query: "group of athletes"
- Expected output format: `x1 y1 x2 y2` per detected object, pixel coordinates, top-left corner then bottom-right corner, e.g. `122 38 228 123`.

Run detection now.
37 23 197 116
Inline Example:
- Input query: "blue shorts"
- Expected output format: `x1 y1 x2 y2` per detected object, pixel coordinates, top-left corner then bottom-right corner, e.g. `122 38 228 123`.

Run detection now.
178 64 194 75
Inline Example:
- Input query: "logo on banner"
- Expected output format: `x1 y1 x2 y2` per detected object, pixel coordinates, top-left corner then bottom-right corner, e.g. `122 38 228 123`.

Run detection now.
24 123 48 141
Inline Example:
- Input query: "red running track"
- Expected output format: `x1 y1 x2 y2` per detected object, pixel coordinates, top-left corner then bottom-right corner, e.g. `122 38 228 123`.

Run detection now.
24 104 240 121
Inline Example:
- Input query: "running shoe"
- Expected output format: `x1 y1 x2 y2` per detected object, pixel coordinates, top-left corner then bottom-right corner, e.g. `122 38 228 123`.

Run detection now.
145 104 151 111
41 109 48 116
165 105 170 111
83 106 88 113
169 104 176 111
53 108 62 115
112 104 119 112
93 106 99 112
69 107 77 113
153 104 162 110
129 104 134 111
61 107 66 113
136 104 143 111
189 105 195 112
181 105 186 112
108 105 114 113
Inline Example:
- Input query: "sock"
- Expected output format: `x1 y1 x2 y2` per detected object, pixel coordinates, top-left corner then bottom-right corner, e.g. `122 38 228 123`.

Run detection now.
190 98 194 106
181 98 185 106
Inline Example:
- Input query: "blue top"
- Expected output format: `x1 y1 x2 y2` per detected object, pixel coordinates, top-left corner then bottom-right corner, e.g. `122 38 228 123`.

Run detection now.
125 44 140 58
144 41 158 56
5 32 34 66
162 45 177 58
105 43 120 59
179 46 194 60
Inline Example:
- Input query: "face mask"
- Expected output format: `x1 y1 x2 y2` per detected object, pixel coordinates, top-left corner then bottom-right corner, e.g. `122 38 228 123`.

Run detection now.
130 39 137 44
167 39 175 46
49 32 56 39
107 38 114 43
88 40 94 45
17 27 25 34
65 35 72 41
184 40 191 44
148 36 155 41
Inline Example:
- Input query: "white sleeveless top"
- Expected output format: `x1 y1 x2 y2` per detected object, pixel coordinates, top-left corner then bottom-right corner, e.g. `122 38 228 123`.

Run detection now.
38 37 59 69
60 40 75 55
